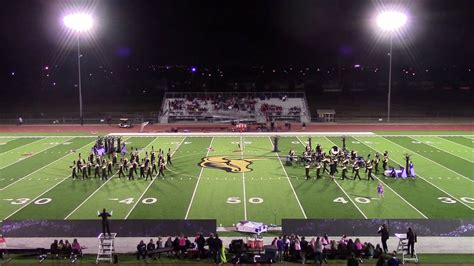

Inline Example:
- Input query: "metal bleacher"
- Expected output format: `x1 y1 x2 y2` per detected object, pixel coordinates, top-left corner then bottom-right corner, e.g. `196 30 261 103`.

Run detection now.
159 91 311 124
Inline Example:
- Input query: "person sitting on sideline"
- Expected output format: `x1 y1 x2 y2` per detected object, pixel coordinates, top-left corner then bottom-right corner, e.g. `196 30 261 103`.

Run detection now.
374 244 383 259
347 253 359 266
71 239 83 258
136 240 147 260
387 251 400 266
50 240 59 258
147 239 156 259
64 240 72 256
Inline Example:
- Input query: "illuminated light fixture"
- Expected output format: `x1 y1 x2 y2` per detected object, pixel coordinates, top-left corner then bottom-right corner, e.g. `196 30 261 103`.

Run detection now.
376 11 407 32
63 12 94 125
375 10 408 123
63 13 93 32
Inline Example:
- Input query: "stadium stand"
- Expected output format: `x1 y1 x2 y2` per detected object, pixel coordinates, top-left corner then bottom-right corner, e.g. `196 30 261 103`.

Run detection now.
160 91 311 124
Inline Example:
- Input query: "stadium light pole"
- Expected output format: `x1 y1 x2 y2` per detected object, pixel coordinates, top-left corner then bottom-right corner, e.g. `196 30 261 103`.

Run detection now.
376 11 407 123
63 13 93 126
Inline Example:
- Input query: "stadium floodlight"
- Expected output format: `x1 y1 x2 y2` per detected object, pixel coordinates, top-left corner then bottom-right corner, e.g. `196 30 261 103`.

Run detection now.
63 13 93 32
376 10 407 123
376 11 407 32
63 13 93 125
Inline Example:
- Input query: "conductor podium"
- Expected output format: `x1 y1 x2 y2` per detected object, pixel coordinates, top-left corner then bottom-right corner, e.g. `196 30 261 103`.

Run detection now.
395 233 418 264
96 233 117 264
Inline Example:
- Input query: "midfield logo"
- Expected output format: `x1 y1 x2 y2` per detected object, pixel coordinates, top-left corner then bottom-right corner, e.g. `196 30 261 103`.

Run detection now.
199 156 254 173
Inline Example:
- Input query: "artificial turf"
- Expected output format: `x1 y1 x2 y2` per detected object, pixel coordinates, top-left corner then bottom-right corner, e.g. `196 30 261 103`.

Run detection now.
0 132 472 225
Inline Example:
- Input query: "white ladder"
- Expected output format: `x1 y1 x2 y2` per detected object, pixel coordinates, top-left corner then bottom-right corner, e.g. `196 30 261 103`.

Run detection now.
96 233 116 264
396 235 418 264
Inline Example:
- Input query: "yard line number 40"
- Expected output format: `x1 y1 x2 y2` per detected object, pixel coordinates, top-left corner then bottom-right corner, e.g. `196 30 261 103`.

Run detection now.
332 196 474 204
3 197 159 205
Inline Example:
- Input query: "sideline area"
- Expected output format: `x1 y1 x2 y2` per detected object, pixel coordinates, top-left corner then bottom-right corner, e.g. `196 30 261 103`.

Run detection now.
4 236 473 254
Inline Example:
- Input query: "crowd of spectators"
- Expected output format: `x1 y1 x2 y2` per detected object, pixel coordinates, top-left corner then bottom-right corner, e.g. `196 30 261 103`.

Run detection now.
260 103 283 115
49 239 83 260
288 106 302 115
167 94 305 117
136 233 224 264
266 233 404 265
133 232 405 265
168 95 257 115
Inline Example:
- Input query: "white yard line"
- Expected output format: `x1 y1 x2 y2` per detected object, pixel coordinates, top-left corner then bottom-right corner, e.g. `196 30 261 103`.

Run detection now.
0 137 74 170
64 137 151 220
296 136 368 219
3 174 71 220
0 138 45 156
64 175 116 220
410 136 474 163
333 178 368 219
269 136 307 219
240 134 248 221
422 137 474 163
368 137 474 211
439 136 474 151
2 141 96 220
125 137 187 219
0 138 84 191
387 136 473 183
351 136 428 219
184 137 214 220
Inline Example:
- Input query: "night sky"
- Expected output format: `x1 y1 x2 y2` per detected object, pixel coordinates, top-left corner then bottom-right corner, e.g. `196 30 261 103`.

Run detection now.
1 0 473 70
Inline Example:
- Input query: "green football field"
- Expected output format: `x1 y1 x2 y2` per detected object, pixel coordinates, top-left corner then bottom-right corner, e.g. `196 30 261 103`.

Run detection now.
0 132 472 226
